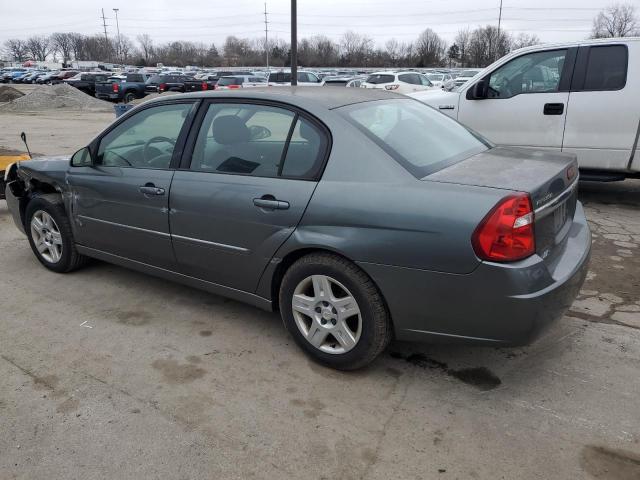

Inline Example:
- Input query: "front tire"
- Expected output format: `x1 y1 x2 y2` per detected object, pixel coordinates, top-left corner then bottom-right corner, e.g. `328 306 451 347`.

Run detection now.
279 253 392 370
25 196 88 273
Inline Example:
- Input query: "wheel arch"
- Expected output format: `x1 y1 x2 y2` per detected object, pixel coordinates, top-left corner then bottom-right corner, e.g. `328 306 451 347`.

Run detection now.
266 246 393 332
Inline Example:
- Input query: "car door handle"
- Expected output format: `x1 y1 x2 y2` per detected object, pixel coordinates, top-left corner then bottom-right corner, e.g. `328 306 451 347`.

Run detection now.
139 184 165 196
253 196 290 210
543 103 564 115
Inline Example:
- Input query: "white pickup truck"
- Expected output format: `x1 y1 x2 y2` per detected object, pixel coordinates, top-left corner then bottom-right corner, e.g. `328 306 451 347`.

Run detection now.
410 38 640 181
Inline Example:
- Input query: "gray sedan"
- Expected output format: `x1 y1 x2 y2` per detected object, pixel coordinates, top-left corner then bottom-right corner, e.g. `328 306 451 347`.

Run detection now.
4 88 591 370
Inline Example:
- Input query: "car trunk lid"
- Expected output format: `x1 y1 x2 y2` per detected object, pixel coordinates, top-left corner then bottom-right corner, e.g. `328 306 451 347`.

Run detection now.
425 146 579 262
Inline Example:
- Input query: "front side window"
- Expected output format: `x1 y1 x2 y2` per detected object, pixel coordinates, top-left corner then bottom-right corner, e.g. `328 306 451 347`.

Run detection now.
190 103 327 179
341 99 489 178
582 45 627 91
97 103 194 169
488 49 567 98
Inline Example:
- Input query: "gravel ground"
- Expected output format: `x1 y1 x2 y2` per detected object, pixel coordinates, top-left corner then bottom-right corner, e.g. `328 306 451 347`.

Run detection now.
0 109 638 479
0 84 111 113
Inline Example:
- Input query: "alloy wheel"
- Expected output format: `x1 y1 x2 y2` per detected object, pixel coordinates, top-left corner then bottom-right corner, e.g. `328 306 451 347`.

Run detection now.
30 210 63 264
291 275 362 354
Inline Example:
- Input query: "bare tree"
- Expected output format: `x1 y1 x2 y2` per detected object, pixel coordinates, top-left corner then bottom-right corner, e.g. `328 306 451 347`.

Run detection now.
591 3 638 38
454 28 471 67
511 33 540 50
26 36 51 61
415 28 445 67
385 38 400 67
50 33 74 64
137 34 154 63
340 31 373 66
3 39 29 62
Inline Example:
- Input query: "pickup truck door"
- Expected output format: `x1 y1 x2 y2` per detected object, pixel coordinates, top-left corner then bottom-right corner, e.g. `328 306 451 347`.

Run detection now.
169 100 329 293
457 48 575 150
562 43 639 172
67 101 197 269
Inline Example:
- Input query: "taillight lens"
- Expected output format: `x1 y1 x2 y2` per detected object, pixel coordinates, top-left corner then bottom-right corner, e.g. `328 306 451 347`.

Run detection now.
228 84 241 89
202 82 207 90
159 83 166 92
112 82 119 93
385 84 399 90
472 193 535 262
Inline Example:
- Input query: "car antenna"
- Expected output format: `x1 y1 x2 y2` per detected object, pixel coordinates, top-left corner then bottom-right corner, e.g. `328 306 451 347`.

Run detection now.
20 132 32 159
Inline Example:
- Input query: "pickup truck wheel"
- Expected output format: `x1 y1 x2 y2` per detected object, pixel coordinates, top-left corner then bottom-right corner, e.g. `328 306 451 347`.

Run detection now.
25 196 88 273
279 253 392 370
124 92 136 103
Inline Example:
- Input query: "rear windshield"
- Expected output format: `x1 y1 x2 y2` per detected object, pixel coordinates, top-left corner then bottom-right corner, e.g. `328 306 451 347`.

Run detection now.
339 99 490 177
365 74 395 84
218 77 243 86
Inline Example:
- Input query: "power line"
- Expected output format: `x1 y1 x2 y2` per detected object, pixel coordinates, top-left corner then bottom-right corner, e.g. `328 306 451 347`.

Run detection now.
264 2 269 70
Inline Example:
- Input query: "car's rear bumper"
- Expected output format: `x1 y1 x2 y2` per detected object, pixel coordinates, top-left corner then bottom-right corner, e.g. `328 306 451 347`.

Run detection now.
96 93 119 100
358 201 591 346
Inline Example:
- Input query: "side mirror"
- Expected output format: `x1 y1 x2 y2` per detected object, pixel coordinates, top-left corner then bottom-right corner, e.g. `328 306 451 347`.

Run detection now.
70 147 93 167
467 80 488 100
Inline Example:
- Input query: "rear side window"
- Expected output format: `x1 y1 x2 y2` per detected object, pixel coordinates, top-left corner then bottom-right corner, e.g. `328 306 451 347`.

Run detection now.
340 99 489 178
127 74 143 82
366 74 395 84
217 77 243 86
582 45 627 91
399 73 421 85
269 72 292 83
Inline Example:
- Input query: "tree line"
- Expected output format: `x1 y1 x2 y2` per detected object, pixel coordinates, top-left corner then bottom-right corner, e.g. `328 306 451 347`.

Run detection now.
3 3 637 69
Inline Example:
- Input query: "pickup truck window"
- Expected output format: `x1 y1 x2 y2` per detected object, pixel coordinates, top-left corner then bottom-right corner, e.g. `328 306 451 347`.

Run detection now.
582 45 627 91
488 49 567 99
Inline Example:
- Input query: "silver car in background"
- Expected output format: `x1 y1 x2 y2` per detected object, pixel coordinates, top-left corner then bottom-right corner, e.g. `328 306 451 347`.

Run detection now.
4 88 590 370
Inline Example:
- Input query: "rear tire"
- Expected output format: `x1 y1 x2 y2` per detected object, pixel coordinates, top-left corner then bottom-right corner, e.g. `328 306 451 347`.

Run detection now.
124 92 136 103
279 253 392 370
25 195 88 273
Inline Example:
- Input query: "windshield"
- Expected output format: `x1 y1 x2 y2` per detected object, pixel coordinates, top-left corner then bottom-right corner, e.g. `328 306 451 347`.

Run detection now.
339 99 490 177
365 74 395 84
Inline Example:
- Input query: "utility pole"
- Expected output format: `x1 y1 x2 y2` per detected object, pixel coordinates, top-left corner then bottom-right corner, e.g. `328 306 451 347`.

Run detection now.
101 8 110 63
113 8 121 64
496 0 503 61
264 3 269 70
291 0 297 85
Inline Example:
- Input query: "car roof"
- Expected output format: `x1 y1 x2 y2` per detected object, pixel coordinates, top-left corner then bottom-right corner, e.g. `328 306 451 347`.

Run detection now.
146 87 404 110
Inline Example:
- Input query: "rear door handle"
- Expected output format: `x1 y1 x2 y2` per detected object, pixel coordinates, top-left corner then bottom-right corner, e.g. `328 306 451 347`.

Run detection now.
253 196 290 210
543 103 564 115
139 184 165 196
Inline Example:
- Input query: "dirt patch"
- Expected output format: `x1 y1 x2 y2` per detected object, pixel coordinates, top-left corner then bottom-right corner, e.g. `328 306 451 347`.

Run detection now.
0 84 111 112
199 330 213 337
152 358 207 384
580 445 640 479
0 86 24 102
115 310 152 326
56 397 80 414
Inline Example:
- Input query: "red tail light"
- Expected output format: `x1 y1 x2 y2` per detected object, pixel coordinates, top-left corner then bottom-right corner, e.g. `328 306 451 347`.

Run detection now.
472 193 535 262
159 83 166 92
202 82 207 90
228 84 241 89
112 82 119 93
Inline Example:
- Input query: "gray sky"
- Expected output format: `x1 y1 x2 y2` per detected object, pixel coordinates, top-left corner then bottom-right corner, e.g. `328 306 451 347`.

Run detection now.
1 0 611 47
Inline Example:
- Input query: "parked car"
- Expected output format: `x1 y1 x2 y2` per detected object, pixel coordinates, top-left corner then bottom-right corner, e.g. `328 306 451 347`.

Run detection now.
410 38 640 180
64 72 111 96
427 72 453 88
4 88 590 370
443 69 483 91
51 70 80 84
267 71 324 86
36 71 61 84
323 76 355 86
95 73 151 102
360 71 436 94
215 75 267 90
144 74 191 94
1 69 27 83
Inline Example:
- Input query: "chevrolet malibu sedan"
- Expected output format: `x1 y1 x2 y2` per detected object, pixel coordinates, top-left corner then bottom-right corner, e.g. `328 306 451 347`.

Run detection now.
4 88 590 370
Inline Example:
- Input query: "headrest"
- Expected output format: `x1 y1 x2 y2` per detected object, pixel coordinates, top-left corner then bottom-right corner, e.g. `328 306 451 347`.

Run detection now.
212 115 250 145
299 120 319 142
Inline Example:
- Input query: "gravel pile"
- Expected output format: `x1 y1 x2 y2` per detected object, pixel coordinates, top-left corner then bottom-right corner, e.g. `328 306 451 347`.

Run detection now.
0 84 111 112
0 86 24 102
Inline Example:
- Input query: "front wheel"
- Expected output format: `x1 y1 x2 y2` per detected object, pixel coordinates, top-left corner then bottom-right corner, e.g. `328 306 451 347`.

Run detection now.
279 253 392 370
25 196 88 273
